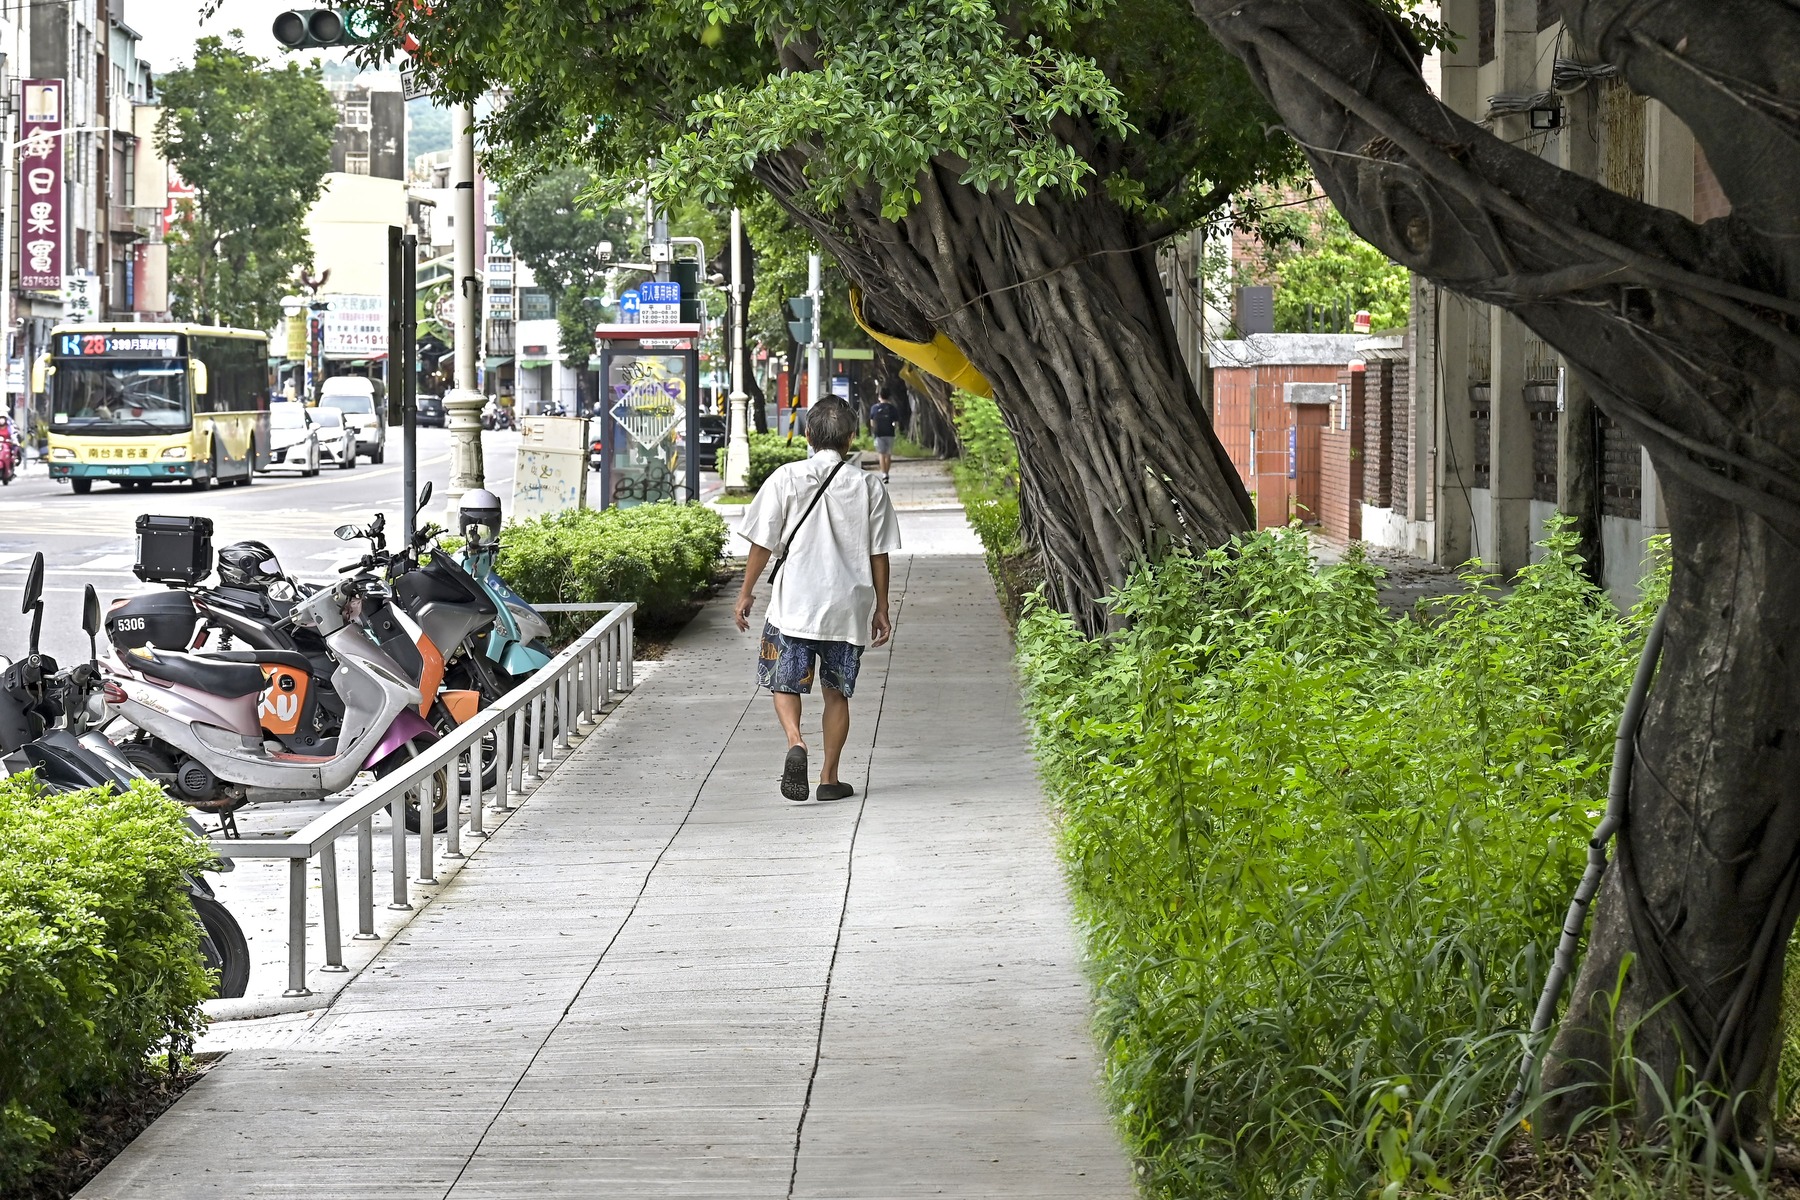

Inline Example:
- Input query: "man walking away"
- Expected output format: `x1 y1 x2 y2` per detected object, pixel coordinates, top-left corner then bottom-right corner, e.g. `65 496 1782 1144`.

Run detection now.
868 387 901 483
735 397 902 801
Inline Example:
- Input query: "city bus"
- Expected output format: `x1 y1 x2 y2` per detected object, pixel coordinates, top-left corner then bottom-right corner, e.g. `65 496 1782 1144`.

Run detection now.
41 324 270 493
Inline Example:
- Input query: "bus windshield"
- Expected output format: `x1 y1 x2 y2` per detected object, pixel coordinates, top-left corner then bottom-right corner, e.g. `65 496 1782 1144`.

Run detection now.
52 360 189 433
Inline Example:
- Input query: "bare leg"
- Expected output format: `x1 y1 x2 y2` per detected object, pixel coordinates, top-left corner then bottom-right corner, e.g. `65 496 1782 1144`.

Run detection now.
774 692 805 749
820 687 850 784
879 452 893 477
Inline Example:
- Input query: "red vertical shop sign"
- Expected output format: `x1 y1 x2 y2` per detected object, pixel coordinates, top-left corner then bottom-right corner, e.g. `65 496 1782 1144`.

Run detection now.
18 79 63 292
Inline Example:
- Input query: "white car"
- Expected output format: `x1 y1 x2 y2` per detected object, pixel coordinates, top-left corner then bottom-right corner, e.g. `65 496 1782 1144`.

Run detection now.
310 405 358 470
319 377 386 463
262 403 321 476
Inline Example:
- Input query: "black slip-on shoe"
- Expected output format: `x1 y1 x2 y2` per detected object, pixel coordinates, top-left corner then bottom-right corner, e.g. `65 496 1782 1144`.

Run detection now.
815 781 855 802
781 746 810 802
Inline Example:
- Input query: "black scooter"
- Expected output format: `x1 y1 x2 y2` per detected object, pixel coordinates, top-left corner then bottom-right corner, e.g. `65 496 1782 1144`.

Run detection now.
0 554 249 998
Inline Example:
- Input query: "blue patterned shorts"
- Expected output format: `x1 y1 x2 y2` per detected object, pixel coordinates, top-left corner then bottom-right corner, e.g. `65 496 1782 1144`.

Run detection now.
758 623 863 697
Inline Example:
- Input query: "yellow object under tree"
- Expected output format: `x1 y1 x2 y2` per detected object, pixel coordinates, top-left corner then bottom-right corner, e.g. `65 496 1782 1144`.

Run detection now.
847 287 993 399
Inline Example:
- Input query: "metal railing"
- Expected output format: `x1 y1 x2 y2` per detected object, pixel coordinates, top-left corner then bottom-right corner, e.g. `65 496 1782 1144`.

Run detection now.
211 603 636 997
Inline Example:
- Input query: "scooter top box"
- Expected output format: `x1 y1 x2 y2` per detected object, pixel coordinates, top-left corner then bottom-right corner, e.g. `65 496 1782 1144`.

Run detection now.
134 514 214 586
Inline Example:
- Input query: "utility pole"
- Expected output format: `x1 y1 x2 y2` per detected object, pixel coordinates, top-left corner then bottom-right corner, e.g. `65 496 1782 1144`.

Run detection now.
442 103 484 519
723 207 750 492
805 253 822 409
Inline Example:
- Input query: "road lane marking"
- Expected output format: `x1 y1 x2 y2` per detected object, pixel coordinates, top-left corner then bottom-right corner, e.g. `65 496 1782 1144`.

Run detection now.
72 554 137 572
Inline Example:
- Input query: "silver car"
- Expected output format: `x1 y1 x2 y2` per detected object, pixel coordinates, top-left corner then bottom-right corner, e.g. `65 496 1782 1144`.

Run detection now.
310 405 359 470
262 403 321 476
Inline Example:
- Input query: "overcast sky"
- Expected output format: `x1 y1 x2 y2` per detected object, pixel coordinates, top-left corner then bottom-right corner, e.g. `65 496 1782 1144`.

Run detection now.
128 0 351 75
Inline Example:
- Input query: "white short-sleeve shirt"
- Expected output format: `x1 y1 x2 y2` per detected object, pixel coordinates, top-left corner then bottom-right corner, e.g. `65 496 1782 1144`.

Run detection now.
741 450 902 646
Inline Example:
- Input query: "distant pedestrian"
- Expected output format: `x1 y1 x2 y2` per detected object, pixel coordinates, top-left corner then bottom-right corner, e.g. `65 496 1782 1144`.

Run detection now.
734 397 901 802
868 387 901 483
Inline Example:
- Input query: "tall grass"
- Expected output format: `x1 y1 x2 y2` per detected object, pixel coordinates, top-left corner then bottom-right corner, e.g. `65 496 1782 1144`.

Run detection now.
1017 524 1680 1196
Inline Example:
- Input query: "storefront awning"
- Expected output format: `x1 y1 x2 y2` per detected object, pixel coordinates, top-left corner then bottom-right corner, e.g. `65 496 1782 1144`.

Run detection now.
485 356 513 370
517 359 552 370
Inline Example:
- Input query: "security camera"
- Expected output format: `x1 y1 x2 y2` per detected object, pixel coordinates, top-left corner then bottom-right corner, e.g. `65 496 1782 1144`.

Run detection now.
598 241 614 260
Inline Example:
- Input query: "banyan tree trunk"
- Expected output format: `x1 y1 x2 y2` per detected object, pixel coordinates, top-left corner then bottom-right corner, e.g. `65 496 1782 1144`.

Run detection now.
759 154 1252 631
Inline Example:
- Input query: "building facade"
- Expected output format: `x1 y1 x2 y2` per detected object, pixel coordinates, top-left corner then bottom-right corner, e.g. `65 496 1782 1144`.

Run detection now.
4 0 165 435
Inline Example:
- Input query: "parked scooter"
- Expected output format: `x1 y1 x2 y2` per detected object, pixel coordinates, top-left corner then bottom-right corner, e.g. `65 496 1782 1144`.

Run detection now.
106 490 500 803
105 569 450 831
0 555 248 997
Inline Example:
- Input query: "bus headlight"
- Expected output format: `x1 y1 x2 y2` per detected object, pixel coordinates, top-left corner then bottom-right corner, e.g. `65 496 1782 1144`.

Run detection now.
161 446 188 460
50 447 75 461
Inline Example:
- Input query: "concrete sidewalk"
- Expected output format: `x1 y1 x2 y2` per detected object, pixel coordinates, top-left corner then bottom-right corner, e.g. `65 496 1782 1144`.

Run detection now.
80 467 1131 1199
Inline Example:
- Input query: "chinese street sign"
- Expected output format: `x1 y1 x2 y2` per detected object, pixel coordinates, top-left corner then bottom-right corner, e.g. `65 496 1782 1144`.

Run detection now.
19 80 63 293
319 294 388 356
61 272 95 322
639 279 681 323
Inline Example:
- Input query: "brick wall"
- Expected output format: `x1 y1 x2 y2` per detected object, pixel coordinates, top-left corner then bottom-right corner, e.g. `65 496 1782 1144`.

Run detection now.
1388 358 1412 518
1471 385 1492 490
1319 370 1364 541
1362 359 1394 508
1599 411 1642 519
1526 383 1559 503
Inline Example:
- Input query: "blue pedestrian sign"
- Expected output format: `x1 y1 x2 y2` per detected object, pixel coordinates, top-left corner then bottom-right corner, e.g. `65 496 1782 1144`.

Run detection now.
618 288 641 324
640 280 680 305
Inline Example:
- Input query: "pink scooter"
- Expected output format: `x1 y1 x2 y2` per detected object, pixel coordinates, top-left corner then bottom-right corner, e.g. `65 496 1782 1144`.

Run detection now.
105 571 448 831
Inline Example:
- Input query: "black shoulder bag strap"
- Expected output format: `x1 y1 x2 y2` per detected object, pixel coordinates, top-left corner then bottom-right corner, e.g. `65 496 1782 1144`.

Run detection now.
767 459 849 583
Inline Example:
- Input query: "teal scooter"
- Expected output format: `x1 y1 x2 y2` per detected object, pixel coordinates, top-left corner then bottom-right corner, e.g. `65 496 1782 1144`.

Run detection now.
456 490 554 682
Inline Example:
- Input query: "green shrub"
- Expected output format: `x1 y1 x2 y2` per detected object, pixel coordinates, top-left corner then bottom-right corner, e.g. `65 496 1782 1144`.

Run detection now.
0 774 213 1191
716 431 808 492
952 393 1018 493
495 501 728 629
1018 522 1658 1197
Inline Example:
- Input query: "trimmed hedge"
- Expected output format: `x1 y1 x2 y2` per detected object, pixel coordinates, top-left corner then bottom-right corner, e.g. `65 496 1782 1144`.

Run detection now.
716 432 808 492
0 774 213 1191
495 501 728 628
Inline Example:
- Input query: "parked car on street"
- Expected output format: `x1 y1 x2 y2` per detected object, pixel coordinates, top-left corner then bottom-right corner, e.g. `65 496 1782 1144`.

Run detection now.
319 377 386 463
310 405 358 470
262 402 320 476
416 394 445 427
680 415 729 470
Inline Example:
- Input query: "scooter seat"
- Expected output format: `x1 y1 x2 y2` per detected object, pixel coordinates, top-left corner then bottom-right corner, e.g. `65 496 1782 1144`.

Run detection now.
202 649 318 675
127 647 268 698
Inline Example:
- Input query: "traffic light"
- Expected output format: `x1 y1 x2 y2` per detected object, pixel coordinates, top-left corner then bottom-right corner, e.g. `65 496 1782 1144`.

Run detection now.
272 8 380 49
783 297 814 346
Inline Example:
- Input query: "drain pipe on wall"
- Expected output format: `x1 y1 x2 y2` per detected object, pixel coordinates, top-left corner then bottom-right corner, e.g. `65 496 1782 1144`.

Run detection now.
1509 603 1670 1112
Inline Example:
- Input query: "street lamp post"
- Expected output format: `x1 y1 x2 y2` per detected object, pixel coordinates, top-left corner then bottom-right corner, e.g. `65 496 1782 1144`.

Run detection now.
805 253 822 408
723 207 750 493
442 104 485 521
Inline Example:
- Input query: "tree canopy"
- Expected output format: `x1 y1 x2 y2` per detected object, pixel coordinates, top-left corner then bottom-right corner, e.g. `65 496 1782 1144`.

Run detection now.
156 37 337 330
363 0 1304 626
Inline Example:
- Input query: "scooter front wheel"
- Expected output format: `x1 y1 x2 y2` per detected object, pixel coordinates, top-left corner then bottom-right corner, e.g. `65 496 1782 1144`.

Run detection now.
373 741 452 833
191 890 250 999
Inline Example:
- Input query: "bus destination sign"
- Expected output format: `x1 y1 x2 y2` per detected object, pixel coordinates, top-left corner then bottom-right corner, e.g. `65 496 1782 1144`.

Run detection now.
56 332 181 358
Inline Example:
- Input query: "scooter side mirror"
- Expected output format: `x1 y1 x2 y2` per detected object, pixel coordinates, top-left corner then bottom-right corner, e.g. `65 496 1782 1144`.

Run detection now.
417 481 433 510
83 585 100 663
335 523 359 541
23 552 43 658
21 553 42 614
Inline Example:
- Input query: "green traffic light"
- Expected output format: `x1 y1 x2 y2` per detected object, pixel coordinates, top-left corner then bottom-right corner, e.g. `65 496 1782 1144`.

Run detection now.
272 7 379 50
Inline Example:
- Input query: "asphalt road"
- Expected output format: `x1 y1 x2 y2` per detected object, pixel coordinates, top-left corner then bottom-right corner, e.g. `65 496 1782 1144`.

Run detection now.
0 427 521 666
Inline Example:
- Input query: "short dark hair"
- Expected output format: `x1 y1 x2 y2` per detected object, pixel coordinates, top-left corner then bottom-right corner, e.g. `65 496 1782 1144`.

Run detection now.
807 397 857 452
